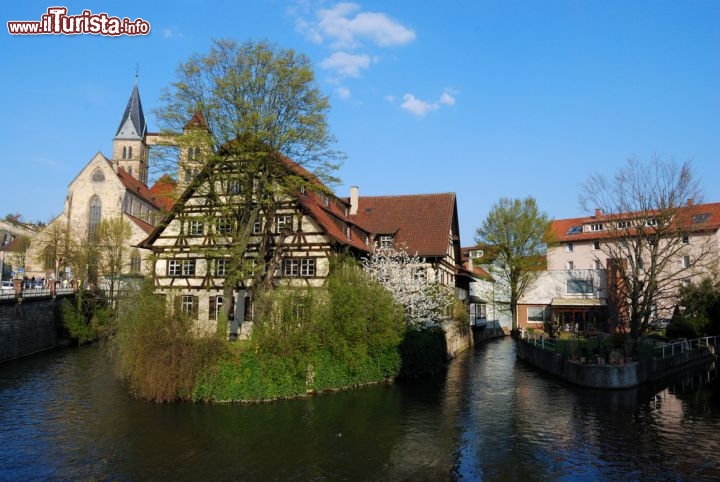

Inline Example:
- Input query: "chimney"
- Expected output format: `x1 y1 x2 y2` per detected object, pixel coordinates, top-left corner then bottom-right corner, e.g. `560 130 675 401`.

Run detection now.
594 208 603 218
350 186 359 215
687 198 694 206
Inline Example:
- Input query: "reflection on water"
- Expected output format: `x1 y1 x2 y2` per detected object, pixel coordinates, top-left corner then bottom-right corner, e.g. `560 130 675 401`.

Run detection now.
0 338 718 481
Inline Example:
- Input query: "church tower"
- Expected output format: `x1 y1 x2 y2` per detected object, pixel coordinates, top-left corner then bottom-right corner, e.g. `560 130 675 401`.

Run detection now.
113 78 149 185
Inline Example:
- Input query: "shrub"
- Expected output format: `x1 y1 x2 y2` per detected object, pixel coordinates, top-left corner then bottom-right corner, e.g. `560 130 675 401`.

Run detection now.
398 325 448 378
110 281 227 402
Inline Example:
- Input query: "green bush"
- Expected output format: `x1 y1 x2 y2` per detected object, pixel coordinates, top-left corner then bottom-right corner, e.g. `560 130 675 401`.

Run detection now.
398 325 448 378
194 256 406 401
111 281 227 402
665 318 699 340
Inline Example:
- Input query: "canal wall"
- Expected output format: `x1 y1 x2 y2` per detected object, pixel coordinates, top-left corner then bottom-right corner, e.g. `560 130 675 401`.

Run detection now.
444 321 506 358
516 339 716 389
0 296 68 363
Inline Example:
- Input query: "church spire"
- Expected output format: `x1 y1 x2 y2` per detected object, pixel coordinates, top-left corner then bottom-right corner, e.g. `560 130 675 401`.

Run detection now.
115 76 146 140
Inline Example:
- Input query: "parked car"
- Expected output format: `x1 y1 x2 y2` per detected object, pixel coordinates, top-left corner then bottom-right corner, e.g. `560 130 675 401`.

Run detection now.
1 281 14 292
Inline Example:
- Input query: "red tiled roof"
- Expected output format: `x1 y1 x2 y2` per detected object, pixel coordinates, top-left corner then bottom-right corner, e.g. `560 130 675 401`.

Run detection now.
297 190 370 252
111 162 162 210
125 213 154 235
350 193 456 257
551 201 720 242
148 174 177 211
184 111 209 130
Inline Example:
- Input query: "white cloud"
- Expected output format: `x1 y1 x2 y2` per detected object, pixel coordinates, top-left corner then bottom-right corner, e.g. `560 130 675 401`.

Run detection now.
298 2 415 49
439 90 456 106
400 89 458 117
336 86 351 99
400 94 438 117
320 51 371 77
162 27 183 39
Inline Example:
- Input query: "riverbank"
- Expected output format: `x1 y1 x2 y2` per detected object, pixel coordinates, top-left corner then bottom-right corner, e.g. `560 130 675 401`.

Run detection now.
516 336 718 389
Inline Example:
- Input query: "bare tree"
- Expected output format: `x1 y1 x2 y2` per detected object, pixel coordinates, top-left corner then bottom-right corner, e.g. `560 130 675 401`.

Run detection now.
580 157 717 340
95 217 132 306
152 39 343 327
475 197 550 332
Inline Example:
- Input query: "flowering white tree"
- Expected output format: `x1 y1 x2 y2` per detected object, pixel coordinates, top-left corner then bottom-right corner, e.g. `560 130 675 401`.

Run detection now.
362 246 454 328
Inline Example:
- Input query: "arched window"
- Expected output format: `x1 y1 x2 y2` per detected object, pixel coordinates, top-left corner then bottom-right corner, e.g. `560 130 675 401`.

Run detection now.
88 195 102 239
128 146 133 159
91 168 105 182
188 147 195 161
193 147 200 160
122 146 127 159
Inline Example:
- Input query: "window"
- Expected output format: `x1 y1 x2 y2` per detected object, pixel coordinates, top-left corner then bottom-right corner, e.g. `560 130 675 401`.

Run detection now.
216 259 229 276
566 261 574 270
593 240 600 250
682 255 690 269
594 260 602 270
252 220 263 235
527 307 548 323
122 146 127 159
91 168 105 182
566 242 574 253
682 235 690 245
128 146 132 159
646 218 658 227
227 180 241 195
566 226 582 235
128 166 133 177
590 223 603 232
130 252 141 273
283 259 299 277
276 215 292 233
300 259 315 277
637 257 644 270
188 220 204 235
87 195 101 239
324 196 330 208
284 258 316 277
617 220 630 229
567 279 593 294
413 268 427 282
692 213 710 224
217 218 233 235
209 295 223 321
179 295 198 317
168 259 195 277
379 235 394 248
469 250 483 259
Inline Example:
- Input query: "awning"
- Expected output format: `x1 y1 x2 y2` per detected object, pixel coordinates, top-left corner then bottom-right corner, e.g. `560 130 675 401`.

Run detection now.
550 298 606 307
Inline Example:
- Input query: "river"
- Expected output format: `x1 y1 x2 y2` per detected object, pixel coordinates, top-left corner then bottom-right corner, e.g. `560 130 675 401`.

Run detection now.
1 337 719 481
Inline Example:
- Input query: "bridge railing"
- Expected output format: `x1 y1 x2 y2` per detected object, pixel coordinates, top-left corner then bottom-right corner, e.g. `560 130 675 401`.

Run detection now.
0 287 75 301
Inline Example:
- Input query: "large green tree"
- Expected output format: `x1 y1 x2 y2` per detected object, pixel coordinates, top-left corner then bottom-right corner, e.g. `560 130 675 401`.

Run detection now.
153 39 343 327
475 197 549 332
579 157 717 340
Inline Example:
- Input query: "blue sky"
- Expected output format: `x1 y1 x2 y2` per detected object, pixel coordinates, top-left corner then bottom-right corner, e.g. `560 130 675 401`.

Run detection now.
2 1 719 245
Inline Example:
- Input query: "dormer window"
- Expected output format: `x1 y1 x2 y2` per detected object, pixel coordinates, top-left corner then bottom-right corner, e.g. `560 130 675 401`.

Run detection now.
379 235 393 248
646 218 658 227
590 223 603 232
693 213 710 224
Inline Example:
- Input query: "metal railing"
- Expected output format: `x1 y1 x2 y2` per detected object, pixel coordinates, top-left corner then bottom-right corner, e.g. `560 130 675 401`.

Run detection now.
652 336 718 359
0 287 75 300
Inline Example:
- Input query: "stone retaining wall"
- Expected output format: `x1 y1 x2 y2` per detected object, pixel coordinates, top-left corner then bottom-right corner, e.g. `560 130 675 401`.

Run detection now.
516 338 716 389
0 296 68 363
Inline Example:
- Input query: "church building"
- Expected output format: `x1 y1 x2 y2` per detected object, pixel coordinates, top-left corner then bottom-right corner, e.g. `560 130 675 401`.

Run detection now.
26 80 176 283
